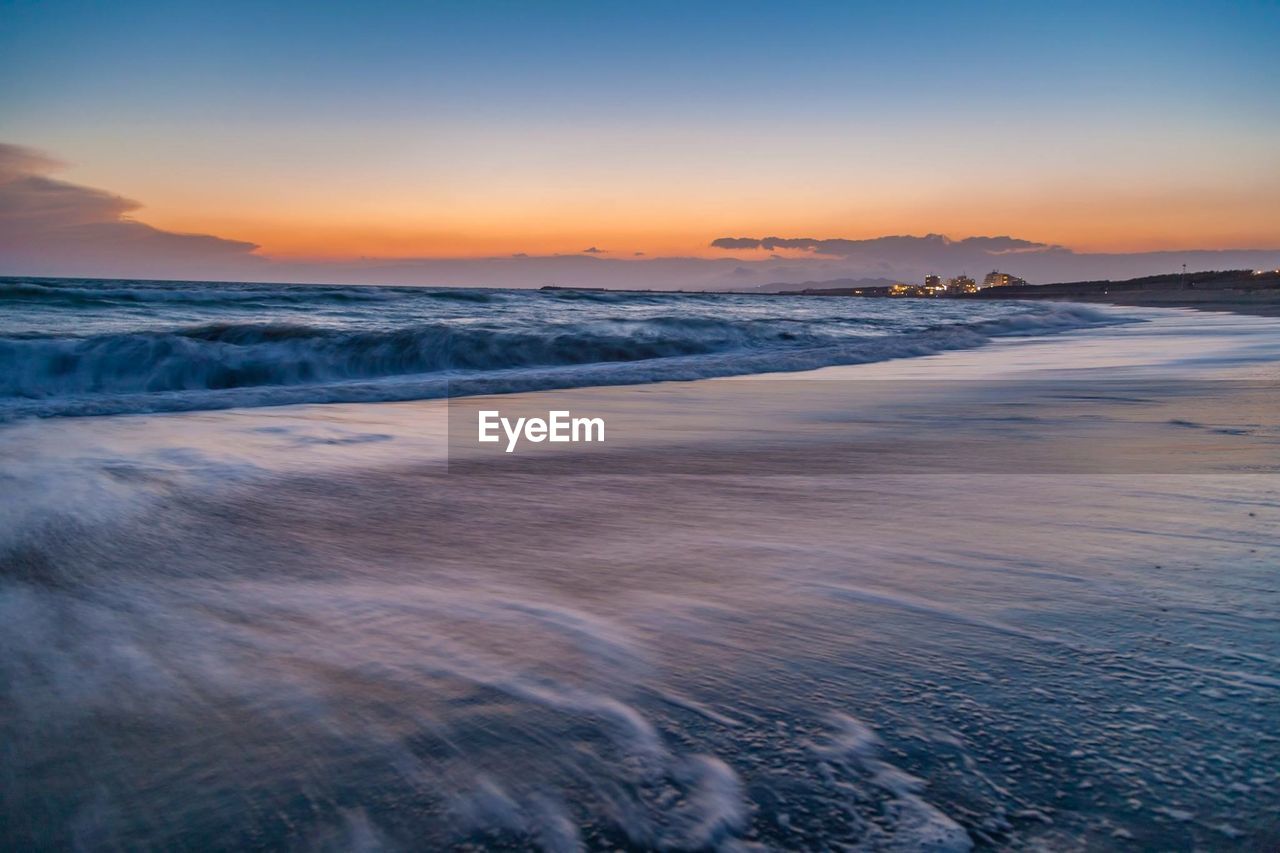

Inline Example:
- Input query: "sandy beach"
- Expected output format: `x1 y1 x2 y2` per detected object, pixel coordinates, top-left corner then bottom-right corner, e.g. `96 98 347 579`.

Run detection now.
2 306 1278 850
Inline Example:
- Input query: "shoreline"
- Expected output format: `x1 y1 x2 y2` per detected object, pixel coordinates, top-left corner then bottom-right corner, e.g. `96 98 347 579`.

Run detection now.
975 290 1280 318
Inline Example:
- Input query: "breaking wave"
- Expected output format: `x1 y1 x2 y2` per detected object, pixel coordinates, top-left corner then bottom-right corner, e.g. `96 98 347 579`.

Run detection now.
0 300 1129 419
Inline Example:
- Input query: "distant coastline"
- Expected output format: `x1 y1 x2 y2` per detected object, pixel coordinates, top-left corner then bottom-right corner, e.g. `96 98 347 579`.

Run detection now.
763 269 1280 317
961 269 1280 316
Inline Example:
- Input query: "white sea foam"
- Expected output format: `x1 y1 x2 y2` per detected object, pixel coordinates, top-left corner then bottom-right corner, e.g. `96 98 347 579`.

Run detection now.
0 277 1132 418
816 714 974 852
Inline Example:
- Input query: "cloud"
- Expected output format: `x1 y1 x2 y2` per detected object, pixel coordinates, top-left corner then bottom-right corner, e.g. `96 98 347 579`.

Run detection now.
707 237 762 251
581 246 603 254
955 235 1050 254
710 233 1058 258
706 233 1074 281
709 231 1278 285
0 142 260 278
0 143 64 180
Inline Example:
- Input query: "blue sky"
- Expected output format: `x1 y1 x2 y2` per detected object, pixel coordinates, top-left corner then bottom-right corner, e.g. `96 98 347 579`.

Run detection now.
6 1 1277 120
1 0 1278 269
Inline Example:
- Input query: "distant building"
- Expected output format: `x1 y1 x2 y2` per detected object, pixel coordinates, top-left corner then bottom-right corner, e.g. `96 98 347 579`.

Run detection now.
983 270 1027 289
889 283 917 296
948 275 978 294
914 274 946 297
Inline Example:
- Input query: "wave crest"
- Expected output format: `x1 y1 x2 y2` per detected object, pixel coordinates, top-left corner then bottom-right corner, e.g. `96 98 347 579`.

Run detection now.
0 301 1129 418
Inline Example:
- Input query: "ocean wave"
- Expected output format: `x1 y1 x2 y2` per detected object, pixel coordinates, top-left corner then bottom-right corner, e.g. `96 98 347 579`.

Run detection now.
0 303 1129 419
0 317 804 398
0 279 499 306
538 287 666 304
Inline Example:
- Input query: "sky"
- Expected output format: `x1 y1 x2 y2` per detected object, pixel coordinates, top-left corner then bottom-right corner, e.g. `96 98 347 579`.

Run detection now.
1 0 1279 285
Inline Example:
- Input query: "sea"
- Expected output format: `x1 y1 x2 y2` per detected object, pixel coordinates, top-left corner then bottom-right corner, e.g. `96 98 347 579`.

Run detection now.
2 276 1278 851
0 277 1124 420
